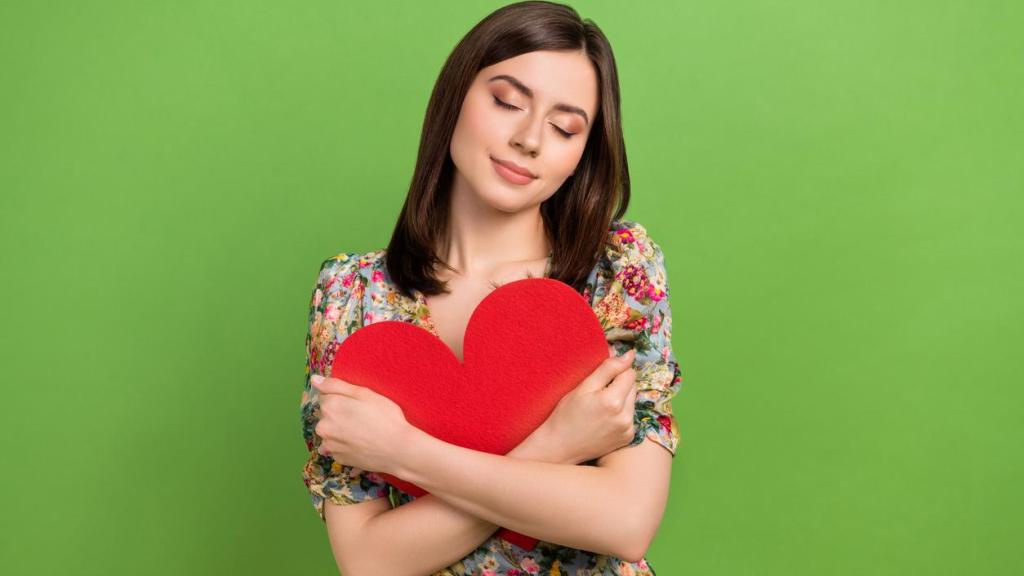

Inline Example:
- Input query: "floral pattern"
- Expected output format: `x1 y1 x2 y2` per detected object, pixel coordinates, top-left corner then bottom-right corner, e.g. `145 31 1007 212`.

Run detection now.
300 219 683 575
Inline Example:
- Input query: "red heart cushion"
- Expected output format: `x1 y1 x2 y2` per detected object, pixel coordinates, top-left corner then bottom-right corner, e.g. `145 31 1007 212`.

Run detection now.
330 277 609 551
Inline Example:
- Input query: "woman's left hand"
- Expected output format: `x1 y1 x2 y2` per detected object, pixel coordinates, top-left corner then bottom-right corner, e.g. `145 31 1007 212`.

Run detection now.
310 373 417 476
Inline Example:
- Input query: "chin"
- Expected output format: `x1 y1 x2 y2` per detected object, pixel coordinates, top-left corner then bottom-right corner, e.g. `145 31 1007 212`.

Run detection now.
482 191 528 213
467 180 526 211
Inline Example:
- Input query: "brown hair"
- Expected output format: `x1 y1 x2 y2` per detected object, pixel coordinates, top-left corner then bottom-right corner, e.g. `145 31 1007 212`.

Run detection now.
385 0 630 299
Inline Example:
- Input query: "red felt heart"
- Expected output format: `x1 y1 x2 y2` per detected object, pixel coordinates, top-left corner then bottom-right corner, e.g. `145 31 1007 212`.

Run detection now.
330 277 609 551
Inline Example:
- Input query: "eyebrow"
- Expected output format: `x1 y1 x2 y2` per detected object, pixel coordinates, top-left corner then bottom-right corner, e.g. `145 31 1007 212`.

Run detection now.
488 74 590 126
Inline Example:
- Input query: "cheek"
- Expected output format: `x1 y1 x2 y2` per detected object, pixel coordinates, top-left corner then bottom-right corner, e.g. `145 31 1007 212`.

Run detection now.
551 144 586 177
452 100 500 164
460 95 502 141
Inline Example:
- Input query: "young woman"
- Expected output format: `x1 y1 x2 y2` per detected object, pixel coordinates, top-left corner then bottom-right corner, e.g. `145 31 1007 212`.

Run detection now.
300 2 682 574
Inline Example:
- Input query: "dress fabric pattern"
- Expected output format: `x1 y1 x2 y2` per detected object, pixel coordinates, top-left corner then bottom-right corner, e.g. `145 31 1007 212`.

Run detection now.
300 219 682 575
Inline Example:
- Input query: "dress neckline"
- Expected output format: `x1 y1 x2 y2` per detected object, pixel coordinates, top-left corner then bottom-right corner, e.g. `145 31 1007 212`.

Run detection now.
411 287 441 338
410 253 552 339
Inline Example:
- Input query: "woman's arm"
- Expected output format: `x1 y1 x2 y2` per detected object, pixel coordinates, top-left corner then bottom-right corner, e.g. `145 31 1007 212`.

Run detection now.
316 349 659 573
393 427 644 561
336 424 577 576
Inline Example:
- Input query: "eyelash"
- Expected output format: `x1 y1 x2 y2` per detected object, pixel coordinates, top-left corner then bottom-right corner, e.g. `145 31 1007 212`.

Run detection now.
492 96 575 139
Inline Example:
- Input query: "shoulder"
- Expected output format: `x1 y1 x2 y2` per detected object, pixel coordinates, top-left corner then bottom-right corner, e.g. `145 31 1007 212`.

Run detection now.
313 249 387 298
604 217 664 260
588 219 672 340
596 218 670 299
305 250 386 376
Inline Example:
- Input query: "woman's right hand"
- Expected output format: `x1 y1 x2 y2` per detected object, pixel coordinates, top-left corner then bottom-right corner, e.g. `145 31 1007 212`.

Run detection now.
539 346 638 465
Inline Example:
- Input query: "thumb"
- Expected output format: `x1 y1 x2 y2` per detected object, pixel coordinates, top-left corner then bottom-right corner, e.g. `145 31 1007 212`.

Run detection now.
312 375 361 397
622 377 638 411
580 349 635 392
607 355 638 402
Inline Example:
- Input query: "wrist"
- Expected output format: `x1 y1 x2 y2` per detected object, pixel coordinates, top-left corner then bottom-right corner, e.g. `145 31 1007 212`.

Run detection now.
394 424 432 478
509 424 575 464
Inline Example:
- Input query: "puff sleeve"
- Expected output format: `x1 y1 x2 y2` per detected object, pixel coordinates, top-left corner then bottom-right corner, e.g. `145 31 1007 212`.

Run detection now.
591 221 683 457
300 252 391 522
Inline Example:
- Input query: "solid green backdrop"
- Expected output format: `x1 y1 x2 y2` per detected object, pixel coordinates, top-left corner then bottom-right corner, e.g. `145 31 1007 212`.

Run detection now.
1 0 1021 574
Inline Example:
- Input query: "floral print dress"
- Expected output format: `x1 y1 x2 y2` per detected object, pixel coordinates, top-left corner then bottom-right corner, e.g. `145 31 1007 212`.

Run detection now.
300 219 683 575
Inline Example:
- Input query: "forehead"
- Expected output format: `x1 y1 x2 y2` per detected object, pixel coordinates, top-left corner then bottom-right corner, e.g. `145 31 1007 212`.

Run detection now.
478 50 598 117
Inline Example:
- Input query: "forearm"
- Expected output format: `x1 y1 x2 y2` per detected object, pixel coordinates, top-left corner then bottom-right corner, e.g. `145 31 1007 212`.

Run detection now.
395 430 635 559
349 427 575 576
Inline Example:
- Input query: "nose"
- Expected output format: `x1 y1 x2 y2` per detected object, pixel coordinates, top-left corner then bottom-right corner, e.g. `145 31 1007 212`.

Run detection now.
510 120 541 158
511 137 539 158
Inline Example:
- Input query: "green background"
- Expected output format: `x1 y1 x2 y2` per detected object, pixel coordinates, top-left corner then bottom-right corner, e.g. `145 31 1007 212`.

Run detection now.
2 1 1021 574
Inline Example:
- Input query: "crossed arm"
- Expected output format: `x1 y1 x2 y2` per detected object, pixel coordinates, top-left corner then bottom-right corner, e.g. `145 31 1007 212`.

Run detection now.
328 425 672 576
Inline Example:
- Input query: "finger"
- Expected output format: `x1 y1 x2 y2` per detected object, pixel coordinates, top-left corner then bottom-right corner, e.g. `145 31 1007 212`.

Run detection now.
580 349 635 393
605 373 637 414
623 381 637 412
607 363 637 402
312 376 360 397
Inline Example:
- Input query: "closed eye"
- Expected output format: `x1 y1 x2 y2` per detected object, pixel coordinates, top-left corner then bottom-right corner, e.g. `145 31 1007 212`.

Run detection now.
493 95 519 111
492 96 576 139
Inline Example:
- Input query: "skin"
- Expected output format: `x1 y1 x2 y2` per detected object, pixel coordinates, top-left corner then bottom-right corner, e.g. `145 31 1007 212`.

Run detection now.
311 50 673 575
426 49 598 361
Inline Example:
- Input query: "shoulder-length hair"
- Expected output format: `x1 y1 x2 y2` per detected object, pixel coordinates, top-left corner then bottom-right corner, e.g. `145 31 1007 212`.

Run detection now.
385 0 630 299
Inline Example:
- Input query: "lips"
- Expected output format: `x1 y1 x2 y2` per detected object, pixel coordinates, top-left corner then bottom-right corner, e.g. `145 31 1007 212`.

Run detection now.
490 156 536 179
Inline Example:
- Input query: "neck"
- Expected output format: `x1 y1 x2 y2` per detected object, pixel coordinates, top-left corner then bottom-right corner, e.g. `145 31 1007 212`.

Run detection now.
438 177 552 279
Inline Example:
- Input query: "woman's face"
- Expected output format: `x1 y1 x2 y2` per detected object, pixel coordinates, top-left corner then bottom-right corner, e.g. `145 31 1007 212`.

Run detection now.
449 50 599 214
